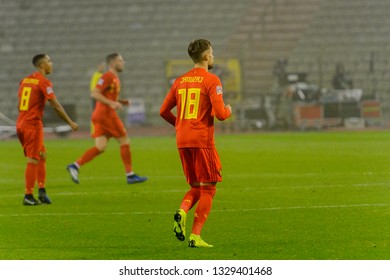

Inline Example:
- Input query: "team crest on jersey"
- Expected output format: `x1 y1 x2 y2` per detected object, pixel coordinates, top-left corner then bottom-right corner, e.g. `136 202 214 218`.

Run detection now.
216 86 223 95
46 87 53 94
97 78 104 85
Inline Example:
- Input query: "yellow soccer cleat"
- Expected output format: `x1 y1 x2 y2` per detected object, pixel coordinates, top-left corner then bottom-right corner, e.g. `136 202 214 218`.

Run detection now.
188 234 213 248
173 209 187 241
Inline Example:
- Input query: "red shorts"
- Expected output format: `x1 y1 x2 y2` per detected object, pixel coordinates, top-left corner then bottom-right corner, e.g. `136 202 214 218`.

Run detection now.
178 147 222 185
91 113 127 138
17 124 46 160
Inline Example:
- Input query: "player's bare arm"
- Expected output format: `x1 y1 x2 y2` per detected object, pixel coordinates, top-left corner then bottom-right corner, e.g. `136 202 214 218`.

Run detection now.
48 98 78 131
91 88 123 110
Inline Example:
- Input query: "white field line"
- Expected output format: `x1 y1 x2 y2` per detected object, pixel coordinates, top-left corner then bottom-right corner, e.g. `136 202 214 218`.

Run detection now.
0 203 389 218
1 180 388 199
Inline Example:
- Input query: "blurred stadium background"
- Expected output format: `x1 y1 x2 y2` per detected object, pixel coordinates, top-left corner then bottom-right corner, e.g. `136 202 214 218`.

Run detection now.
1 0 390 134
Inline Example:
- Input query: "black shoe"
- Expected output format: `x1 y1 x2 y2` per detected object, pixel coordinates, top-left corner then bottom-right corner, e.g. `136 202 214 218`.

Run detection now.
23 194 41 206
38 188 52 204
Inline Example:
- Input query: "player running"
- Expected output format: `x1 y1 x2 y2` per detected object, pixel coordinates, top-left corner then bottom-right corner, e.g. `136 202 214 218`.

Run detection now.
67 53 147 185
160 39 232 247
16 54 78 206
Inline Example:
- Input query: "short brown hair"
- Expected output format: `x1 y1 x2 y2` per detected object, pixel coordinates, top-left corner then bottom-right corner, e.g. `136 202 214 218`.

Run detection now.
32 54 47 67
188 39 211 63
106 53 120 64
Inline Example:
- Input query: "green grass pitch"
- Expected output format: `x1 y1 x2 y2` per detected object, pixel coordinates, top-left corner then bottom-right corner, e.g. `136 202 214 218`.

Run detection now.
0 130 389 260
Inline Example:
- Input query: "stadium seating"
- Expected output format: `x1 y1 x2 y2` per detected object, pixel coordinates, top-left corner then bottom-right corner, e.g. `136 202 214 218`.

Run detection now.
287 0 390 120
0 0 389 127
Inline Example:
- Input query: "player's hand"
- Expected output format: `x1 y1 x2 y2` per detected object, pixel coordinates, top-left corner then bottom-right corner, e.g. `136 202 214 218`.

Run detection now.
70 121 79 131
225 104 232 114
118 99 130 106
110 101 123 111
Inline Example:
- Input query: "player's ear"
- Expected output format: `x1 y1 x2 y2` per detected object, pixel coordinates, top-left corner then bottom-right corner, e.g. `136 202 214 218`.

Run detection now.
202 52 209 62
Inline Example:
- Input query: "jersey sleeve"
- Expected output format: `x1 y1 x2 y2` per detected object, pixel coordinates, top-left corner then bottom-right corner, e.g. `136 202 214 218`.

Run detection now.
209 77 231 121
160 87 177 126
39 78 56 100
95 73 111 91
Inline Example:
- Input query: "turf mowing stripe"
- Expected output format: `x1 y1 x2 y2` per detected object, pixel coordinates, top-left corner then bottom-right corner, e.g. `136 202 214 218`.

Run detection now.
221 203 390 212
1 180 388 199
1 171 389 184
0 203 389 218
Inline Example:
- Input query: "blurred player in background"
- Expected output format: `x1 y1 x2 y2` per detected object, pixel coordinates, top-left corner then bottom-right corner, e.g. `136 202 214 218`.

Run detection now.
67 53 147 185
160 39 232 247
17 54 78 206
89 61 106 109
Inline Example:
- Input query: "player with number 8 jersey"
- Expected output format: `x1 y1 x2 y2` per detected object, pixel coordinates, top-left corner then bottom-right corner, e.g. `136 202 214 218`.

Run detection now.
17 73 54 126
16 54 78 206
160 39 231 248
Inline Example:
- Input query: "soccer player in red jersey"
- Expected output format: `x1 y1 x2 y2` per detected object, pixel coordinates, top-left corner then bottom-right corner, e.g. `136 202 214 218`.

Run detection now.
67 53 147 184
16 54 78 206
160 39 232 247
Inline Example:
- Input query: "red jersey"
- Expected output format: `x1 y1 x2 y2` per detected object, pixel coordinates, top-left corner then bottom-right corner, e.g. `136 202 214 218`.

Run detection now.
160 67 231 148
16 72 56 128
92 70 121 119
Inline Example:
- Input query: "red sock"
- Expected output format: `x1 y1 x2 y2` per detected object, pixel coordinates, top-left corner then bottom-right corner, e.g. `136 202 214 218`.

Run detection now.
37 159 46 189
180 186 201 213
76 147 101 166
25 162 38 195
120 144 132 174
192 185 216 235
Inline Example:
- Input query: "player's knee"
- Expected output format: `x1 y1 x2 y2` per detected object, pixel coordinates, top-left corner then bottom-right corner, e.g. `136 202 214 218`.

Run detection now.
40 152 47 161
190 182 201 188
27 157 39 165
95 145 106 153
118 137 130 145
95 136 108 152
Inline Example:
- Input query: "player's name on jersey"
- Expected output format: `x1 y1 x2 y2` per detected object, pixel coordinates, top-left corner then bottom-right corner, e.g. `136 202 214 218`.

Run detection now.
180 76 203 83
22 78 39 85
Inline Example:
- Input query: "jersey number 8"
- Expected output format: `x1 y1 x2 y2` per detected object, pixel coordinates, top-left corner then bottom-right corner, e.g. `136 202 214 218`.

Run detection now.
19 87 32 111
